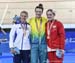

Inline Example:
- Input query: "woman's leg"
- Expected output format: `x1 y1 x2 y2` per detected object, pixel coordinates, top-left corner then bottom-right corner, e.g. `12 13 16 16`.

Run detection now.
48 52 63 63
13 54 21 63
22 50 30 63
31 44 39 63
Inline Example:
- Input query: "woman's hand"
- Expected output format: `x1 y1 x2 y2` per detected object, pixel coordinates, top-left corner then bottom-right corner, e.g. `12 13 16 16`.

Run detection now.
10 48 16 54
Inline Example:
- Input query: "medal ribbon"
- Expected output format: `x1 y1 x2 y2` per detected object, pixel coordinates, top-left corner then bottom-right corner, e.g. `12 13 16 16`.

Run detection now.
47 20 54 38
35 18 42 37
21 23 27 36
35 18 42 44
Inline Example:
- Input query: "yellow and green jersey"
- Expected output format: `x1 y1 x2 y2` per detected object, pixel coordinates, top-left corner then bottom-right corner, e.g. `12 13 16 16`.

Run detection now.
29 17 47 44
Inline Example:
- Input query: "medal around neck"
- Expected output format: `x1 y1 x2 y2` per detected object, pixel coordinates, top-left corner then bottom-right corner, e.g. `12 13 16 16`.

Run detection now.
47 36 50 39
21 24 27 36
47 30 50 39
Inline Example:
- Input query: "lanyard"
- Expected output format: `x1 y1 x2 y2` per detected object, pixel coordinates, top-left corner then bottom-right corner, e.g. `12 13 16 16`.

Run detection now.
35 18 42 37
47 20 55 39
35 18 42 44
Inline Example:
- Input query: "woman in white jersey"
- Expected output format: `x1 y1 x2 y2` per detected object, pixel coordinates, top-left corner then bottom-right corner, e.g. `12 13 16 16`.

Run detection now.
9 11 31 63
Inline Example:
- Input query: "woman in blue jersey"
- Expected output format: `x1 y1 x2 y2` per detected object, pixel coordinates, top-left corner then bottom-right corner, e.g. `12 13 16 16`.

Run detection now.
9 11 31 63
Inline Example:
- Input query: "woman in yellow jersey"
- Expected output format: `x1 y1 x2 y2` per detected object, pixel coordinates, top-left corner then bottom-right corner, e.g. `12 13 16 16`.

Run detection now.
29 4 47 63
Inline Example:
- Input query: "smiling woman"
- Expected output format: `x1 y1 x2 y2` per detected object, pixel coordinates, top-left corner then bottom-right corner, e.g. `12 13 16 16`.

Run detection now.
45 9 65 63
9 10 31 63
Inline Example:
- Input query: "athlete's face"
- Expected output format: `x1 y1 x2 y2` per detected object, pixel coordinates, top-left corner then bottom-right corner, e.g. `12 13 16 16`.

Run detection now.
20 13 28 23
35 8 43 18
46 11 55 21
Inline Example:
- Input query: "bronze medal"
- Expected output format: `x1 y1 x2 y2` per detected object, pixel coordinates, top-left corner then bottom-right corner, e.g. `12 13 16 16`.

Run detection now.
47 21 55 39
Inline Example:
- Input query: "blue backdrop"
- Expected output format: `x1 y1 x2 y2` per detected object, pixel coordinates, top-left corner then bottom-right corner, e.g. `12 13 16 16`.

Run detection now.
65 28 75 53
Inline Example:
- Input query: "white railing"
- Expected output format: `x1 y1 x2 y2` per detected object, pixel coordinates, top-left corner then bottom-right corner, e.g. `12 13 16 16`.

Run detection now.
1 24 75 29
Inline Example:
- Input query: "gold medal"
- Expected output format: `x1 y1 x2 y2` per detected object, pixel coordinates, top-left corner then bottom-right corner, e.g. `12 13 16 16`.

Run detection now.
35 18 42 44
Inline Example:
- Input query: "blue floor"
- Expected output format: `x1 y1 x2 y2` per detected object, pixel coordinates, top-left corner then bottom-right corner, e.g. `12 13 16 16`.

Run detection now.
0 52 75 63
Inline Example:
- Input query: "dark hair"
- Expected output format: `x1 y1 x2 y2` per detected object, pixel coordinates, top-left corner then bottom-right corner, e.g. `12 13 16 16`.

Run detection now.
20 11 28 17
46 9 55 16
35 4 44 12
